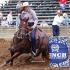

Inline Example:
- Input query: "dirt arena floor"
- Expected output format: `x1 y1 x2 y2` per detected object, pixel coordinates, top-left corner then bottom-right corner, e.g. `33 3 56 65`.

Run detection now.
0 38 69 70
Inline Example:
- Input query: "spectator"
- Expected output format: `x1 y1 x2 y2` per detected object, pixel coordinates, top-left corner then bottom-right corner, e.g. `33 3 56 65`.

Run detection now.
52 10 63 36
62 13 69 25
59 0 67 12
62 13 69 36
1 17 9 27
16 1 22 13
16 13 20 31
68 3 70 11
0 11 3 24
7 11 13 26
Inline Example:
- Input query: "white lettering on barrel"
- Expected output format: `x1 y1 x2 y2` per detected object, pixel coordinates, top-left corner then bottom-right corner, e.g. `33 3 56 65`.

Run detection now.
49 53 67 59
57 53 62 59
62 53 67 59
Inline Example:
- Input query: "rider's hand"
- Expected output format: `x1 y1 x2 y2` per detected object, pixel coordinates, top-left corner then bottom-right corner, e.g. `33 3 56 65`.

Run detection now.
31 25 36 29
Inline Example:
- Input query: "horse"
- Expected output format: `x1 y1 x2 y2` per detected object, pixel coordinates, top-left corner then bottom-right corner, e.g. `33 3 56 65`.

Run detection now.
1 19 49 67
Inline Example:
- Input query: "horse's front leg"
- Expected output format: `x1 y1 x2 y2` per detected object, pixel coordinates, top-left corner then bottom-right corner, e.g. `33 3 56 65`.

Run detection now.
9 49 15 66
5 52 22 65
8 46 16 66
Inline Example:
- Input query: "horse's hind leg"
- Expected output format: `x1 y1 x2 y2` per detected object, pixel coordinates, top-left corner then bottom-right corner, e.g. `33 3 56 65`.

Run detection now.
41 48 47 59
41 46 49 64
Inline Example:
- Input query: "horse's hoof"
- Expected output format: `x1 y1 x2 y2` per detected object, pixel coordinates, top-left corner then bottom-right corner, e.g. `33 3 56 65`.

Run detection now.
10 62 13 66
0 62 7 67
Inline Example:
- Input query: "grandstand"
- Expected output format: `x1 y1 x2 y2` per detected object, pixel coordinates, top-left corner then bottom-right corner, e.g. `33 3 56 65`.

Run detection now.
0 0 70 25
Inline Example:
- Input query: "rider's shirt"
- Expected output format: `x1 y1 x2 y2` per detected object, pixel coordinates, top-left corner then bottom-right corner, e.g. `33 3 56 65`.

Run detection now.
20 11 29 21
20 8 38 28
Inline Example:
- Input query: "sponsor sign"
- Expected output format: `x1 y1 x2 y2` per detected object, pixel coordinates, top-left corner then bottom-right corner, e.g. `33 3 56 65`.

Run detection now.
48 36 69 67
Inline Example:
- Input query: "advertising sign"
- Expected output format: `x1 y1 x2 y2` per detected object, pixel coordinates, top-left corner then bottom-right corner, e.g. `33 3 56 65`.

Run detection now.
48 36 69 67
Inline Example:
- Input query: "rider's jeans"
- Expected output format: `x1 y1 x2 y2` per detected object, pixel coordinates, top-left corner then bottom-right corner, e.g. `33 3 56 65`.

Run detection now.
31 28 36 56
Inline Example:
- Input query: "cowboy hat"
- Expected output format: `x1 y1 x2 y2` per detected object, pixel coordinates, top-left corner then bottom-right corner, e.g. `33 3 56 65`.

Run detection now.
22 2 29 7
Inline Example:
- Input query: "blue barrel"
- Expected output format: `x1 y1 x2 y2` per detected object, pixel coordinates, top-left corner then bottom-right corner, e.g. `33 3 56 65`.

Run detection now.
48 36 69 67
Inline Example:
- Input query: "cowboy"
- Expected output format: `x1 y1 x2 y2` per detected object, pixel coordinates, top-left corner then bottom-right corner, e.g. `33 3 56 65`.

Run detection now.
19 2 38 56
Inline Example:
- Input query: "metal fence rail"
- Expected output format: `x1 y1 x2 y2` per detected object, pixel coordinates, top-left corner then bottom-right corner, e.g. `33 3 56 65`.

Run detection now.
0 25 70 38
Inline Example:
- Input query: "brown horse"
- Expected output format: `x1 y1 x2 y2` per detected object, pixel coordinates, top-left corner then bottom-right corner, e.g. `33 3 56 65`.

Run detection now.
1 21 49 66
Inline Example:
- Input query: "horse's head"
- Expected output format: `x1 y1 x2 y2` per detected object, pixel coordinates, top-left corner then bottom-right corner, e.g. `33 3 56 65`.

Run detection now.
17 12 31 40
19 11 30 29
20 12 29 24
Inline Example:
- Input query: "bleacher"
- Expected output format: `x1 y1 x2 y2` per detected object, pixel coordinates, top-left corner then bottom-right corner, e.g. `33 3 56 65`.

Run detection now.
0 0 70 25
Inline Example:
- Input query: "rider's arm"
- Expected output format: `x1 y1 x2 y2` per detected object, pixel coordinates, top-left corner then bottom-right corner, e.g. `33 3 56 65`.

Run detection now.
31 10 38 28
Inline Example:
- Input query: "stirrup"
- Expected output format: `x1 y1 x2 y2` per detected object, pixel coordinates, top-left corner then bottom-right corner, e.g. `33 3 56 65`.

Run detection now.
32 51 36 57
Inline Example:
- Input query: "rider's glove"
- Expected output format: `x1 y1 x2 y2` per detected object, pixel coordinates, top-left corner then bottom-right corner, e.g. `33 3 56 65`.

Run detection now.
31 25 36 29
31 22 37 29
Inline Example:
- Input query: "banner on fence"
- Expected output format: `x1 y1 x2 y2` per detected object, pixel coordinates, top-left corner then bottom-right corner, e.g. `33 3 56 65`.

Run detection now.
48 36 69 67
